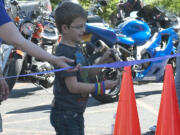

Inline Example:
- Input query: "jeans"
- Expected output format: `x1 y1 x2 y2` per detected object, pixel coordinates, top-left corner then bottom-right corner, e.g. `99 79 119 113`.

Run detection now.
50 107 84 135
175 41 180 109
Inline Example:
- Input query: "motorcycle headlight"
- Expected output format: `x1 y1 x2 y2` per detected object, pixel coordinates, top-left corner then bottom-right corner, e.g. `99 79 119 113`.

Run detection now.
20 22 34 36
81 34 92 42
44 23 55 33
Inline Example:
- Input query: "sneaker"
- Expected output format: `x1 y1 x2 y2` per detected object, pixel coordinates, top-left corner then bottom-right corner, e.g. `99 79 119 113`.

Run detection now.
149 125 156 132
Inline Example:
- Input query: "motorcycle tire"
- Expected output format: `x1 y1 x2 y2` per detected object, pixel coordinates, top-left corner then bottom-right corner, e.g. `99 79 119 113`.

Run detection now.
4 54 23 91
168 57 176 73
89 52 122 103
167 48 178 75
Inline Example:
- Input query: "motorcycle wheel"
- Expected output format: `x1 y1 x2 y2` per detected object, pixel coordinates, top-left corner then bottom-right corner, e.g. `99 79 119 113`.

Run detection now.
168 58 176 72
89 52 122 103
4 54 23 91
168 48 177 75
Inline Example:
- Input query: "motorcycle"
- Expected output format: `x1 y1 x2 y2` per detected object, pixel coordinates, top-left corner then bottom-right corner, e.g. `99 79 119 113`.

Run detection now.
0 0 26 91
134 4 180 72
81 1 179 103
8 0 59 89
0 39 24 91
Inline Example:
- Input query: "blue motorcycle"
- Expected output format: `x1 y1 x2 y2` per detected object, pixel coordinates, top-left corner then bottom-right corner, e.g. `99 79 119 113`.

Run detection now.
82 17 179 103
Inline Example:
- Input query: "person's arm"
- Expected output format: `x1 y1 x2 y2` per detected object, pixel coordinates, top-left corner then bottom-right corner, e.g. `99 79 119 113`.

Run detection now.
0 22 74 68
64 76 118 94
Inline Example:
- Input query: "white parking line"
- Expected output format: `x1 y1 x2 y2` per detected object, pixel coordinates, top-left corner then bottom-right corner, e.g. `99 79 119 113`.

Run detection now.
2 128 54 135
4 117 48 125
14 82 33 87
2 128 105 135
137 99 159 116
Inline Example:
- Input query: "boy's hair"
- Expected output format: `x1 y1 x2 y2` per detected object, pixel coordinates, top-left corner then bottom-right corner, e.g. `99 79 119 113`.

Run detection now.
55 2 87 33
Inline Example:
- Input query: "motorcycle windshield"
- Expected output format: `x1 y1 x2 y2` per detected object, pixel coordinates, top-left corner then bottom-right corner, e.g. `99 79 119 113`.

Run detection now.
85 23 117 47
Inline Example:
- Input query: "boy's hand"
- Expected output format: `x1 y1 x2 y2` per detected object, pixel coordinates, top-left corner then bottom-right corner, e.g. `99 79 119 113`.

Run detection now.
104 79 118 90
68 64 81 72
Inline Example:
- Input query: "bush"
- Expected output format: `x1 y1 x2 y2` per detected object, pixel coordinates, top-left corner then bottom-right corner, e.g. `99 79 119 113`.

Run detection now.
144 0 180 15
51 0 119 23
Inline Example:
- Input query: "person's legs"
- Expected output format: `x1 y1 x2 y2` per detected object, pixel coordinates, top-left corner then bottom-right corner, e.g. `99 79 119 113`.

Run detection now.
50 108 84 135
50 108 67 135
175 41 180 109
66 111 84 135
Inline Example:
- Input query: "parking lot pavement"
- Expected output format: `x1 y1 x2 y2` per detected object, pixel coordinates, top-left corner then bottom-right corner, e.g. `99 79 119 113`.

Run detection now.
0 81 163 135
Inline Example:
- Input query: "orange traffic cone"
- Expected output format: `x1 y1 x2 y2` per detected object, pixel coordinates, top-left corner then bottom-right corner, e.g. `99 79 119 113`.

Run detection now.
155 64 180 135
113 66 141 135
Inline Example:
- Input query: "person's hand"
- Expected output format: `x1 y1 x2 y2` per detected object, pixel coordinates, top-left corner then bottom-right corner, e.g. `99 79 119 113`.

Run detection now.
54 56 80 72
68 64 81 72
104 79 118 90
0 78 9 101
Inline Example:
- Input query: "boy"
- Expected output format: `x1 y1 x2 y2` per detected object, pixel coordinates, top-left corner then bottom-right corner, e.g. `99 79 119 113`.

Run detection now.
50 2 118 135
0 0 78 132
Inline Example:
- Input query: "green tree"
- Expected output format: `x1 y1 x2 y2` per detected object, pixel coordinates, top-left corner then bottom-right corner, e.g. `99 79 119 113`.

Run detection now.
50 0 119 22
50 0 60 9
79 0 119 22
144 0 180 15
50 0 180 23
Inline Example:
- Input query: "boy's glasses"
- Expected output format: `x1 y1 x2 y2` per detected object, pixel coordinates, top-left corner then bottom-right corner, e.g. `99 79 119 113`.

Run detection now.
68 24 85 29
